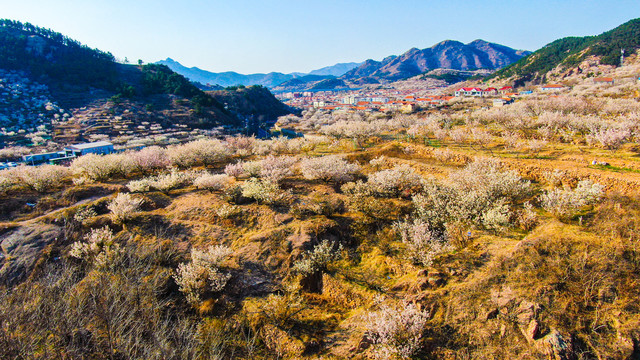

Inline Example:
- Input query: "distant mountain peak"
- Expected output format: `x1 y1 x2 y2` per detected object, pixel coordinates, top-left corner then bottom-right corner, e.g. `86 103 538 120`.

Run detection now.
468 39 489 45
435 39 464 47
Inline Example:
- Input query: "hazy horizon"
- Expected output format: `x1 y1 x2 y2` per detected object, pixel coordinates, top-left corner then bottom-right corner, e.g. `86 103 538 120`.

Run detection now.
3 0 640 74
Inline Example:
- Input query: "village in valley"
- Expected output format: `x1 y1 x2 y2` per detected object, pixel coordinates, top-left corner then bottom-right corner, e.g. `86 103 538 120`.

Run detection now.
275 73 634 114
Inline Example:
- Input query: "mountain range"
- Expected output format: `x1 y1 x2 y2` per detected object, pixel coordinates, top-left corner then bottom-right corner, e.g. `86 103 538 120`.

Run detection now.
341 40 529 83
160 39 529 90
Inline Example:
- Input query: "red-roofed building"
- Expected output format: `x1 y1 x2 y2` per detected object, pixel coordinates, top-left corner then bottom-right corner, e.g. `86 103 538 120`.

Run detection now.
593 77 614 84
541 84 566 91
498 86 513 94
482 88 497 97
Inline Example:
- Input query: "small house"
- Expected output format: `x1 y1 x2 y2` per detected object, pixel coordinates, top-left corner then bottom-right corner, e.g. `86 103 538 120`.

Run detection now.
22 151 70 165
64 141 114 156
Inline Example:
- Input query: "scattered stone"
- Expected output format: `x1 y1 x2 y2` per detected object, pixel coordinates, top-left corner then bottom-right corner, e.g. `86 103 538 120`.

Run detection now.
536 329 573 360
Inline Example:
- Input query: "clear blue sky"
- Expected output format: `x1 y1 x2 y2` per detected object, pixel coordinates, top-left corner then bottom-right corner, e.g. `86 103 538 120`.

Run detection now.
2 0 639 74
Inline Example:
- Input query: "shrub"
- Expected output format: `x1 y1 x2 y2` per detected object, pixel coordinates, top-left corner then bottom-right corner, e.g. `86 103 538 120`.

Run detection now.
0 172 15 193
126 178 152 193
369 155 388 170
367 164 422 197
292 240 342 276
543 169 566 187
73 206 97 223
241 178 283 204
174 245 232 305
69 226 122 268
194 173 233 191
540 180 604 219
517 201 539 230
126 169 197 193
215 203 242 219
365 299 429 359
340 180 373 197
224 162 246 178
479 201 511 232
394 219 451 266
152 169 196 192
412 159 530 232
108 193 144 224
299 155 360 183
242 160 262 177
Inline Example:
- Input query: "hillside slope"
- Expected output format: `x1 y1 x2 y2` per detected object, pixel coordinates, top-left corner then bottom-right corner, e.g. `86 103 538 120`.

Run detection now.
0 20 292 147
492 17 640 85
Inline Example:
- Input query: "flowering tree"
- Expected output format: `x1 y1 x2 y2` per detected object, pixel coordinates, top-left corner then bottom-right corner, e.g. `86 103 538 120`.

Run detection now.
69 226 122 268
108 193 144 224
259 155 297 183
299 156 360 183
241 178 283 204
174 245 232 305
365 299 429 359
167 138 231 168
7 164 69 193
540 180 604 219
193 173 233 191
366 164 422 197
394 219 451 266
132 145 169 173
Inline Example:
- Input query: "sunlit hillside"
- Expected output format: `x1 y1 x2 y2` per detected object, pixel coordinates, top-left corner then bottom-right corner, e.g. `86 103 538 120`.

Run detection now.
2 54 640 358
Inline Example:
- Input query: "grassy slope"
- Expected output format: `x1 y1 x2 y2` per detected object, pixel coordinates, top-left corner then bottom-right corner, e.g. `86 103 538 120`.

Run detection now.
2 134 640 358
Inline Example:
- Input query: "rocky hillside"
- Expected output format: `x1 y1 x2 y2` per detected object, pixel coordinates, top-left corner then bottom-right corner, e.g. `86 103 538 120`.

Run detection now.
341 40 529 83
492 17 640 85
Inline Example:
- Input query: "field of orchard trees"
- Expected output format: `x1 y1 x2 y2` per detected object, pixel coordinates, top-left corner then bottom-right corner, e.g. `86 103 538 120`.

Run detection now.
1 83 640 359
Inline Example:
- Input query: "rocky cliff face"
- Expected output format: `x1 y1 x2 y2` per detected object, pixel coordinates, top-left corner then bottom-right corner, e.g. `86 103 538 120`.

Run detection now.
341 40 529 83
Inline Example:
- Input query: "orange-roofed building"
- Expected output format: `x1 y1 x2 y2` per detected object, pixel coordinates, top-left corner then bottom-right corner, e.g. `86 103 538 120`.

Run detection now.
593 77 614 84
541 84 566 91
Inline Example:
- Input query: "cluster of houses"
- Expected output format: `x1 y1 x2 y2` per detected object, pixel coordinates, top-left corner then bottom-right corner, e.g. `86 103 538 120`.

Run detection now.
454 86 516 97
312 94 455 113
